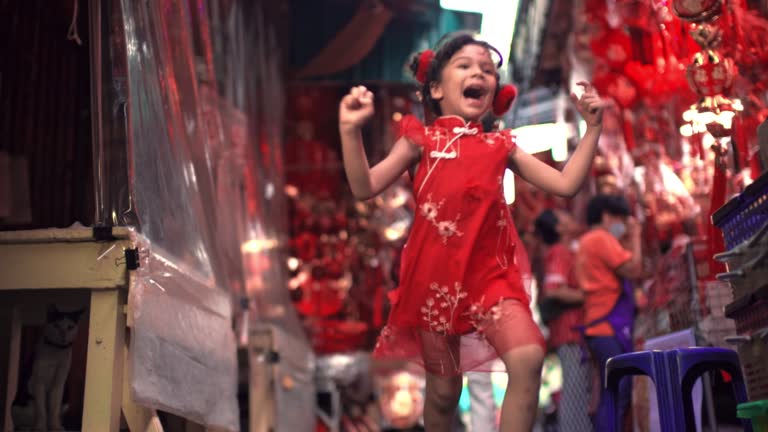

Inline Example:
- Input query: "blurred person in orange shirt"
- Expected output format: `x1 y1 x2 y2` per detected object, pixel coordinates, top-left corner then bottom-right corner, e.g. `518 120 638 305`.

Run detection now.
575 195 642 432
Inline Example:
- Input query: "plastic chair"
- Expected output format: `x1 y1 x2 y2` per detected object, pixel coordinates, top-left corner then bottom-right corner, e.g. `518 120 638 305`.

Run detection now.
607 348 751 431
605 350 680 431
665 347 752 432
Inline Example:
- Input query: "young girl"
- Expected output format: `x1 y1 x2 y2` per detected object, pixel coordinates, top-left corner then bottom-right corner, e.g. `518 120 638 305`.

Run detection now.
338 32 604 431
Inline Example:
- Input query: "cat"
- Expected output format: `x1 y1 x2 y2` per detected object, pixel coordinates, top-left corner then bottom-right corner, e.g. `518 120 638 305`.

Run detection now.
12 305 85 432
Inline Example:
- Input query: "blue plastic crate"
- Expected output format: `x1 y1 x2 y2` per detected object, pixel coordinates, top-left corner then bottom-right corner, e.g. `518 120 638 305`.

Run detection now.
712 172 768 250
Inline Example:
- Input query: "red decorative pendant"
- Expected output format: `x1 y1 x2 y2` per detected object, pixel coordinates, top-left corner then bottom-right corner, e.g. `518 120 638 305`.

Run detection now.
685 49 735 98
672 0 722 23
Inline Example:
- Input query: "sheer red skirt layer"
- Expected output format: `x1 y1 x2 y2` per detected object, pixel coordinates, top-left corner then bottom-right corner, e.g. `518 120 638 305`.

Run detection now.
374 299 544 376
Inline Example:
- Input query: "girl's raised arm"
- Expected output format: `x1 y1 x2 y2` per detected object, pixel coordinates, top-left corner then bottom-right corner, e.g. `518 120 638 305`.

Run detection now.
339 86 420 200
509 82 605 198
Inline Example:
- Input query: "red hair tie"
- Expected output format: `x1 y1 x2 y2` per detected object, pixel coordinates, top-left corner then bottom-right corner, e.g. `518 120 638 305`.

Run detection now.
493 84 517 116
415 50 435 84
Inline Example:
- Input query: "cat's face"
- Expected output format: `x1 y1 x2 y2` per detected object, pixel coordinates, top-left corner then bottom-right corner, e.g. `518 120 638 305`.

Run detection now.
43 308 84 347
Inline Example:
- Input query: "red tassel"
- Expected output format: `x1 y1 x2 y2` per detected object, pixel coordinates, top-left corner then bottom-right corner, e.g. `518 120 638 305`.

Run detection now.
708 164 727 277
492 84 517 116
750 150 763 179
415 50 435 84
622 110 636 152
733 116 749 170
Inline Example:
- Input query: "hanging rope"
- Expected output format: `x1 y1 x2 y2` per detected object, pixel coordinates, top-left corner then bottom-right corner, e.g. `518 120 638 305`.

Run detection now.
67 0 82 46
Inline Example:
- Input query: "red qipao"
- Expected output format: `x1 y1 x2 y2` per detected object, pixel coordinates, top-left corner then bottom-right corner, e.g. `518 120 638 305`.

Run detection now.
373 115 545 376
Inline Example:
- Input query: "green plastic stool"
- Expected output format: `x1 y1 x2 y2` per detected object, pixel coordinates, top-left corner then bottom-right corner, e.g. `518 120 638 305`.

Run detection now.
738 400 768 432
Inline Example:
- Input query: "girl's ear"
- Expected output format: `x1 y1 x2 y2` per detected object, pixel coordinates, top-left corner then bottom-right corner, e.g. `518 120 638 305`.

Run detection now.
429 81 444 101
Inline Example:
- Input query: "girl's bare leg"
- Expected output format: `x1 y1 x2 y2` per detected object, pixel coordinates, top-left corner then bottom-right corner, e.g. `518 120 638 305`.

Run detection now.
423 372 463 431
498 344 545 431
482 300 546 432
420 332 462 431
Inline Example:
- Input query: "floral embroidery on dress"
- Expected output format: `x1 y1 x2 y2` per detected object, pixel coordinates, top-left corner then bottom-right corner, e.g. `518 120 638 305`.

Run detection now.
465 297 506 335
419 194 463 244
436 216 463 244
420 282 468 333
426 128 447 142
420 194 444 222
496 207 511 269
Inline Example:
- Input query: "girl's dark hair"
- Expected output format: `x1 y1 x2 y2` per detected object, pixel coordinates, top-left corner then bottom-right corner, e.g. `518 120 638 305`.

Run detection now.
408 32 504 116
534 209 561 246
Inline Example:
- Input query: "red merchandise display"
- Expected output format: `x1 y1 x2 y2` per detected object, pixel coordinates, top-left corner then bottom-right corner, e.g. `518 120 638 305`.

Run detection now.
284 85 417 355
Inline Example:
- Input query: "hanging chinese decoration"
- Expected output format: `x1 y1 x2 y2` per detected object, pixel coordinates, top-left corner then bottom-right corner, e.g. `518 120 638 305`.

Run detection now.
672 0 723 22
672 0 734 275
593 67 640 151
685 49 740 138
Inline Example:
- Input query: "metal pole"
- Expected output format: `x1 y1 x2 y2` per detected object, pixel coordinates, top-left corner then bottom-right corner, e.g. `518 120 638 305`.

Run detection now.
89 0 105 225
686 241 719 432
702 372 719 432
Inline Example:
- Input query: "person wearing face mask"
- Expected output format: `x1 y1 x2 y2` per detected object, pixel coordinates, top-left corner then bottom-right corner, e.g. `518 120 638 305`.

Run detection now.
574 194 642 432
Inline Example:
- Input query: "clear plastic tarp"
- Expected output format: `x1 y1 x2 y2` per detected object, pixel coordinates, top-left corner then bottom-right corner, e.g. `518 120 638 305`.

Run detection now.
92 0 314 429
116 0 241 428
209 1 316 429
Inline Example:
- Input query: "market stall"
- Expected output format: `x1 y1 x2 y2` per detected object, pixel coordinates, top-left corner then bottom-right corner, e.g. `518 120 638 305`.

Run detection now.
513 0 768 429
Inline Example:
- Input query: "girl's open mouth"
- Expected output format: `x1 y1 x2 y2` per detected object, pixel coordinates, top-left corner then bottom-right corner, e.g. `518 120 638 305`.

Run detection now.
463 85 489 101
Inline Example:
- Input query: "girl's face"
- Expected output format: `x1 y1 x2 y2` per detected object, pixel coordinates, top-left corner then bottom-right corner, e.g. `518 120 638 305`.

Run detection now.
429 44 498 121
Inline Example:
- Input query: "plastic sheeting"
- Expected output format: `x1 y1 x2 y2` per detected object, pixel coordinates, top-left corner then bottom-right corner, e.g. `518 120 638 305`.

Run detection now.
209 0 316 429
130 235 237 429
209 0 311 341
88 0 316 428
89 0 316 427
87 0 251 428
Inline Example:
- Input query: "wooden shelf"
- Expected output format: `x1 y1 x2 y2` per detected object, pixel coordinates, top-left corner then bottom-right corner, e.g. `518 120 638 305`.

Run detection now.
0 227 162 432
0 228 134 291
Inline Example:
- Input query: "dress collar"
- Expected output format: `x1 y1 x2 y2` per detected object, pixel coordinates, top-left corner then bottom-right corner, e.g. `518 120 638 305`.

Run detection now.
433 115 482 133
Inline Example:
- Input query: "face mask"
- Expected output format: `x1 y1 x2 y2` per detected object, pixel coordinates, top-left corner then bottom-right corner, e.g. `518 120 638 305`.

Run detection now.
608 222 627 239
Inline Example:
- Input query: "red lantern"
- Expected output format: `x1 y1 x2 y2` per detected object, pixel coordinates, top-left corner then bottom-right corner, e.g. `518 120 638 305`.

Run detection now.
685 50 735 98
672 0 722 23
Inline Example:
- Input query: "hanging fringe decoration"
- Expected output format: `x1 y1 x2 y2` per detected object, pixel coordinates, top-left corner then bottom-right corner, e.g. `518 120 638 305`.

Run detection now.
66 0 82 46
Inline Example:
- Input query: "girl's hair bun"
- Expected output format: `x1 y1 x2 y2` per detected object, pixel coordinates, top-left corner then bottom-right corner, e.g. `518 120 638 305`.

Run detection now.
408 50 435 84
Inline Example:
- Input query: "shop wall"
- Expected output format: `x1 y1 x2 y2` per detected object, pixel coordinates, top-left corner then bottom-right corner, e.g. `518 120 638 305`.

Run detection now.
0 0 95 230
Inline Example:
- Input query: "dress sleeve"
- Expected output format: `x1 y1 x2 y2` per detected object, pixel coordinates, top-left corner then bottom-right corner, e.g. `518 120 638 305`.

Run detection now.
396 114 427 146
499 129 518 153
